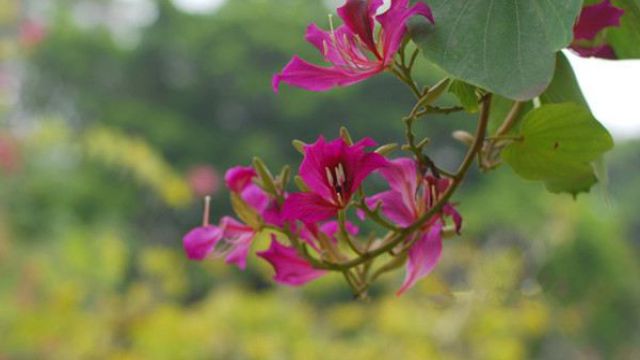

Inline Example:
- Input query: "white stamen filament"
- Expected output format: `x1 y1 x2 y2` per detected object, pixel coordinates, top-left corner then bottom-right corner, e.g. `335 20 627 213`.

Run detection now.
325 167 335 186
336 163 346 186
202 195 211 227
328 13 336 40
325 13 376 74
429 183 438 207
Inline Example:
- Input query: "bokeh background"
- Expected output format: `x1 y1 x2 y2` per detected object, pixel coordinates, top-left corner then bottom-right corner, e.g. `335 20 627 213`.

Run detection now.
1 0 639 359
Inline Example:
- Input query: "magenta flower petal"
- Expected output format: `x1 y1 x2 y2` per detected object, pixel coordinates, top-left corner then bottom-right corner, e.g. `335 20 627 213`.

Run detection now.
378 157 419 212
257 235 326 286
377 0 434 64
572 44 617 59
299 136 340 201
396 221 443 296
223 231 254 269
183 225 223 261
319 220 359 239
336 0 384 55
367 190 415 227
282 192 338 223
240 183 270 213
216 217 256 269
444 204 463 234
305 23 369 68
225 166 257 193
272 56 377 92
300 136 386 204
345 150 389 196
574 0 624 41
299 220 359 250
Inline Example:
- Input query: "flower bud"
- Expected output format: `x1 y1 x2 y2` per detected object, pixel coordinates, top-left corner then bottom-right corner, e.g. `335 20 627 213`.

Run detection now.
452 130 474 146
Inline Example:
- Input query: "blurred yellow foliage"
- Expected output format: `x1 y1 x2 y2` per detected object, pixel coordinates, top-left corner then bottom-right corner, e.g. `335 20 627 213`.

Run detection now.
84 126 192 207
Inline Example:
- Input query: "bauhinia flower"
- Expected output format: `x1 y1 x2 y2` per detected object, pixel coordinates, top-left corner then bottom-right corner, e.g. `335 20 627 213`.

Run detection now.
283 136 387 223
182 166 283 269
570 0 624 59
367 158 462 295
272 0 433 92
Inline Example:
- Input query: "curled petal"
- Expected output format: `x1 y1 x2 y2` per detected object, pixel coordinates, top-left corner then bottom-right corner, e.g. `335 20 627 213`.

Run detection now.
397 221 443 296
337 0 384 55
225 166 256 193
257 235 326 286
272 56 378 92
367 190 415 227
574 0 624 41
346 151 389 195
282 192 338 223
378 157 419 212
444 204 463 234
183 225 222 261
377 0 434 64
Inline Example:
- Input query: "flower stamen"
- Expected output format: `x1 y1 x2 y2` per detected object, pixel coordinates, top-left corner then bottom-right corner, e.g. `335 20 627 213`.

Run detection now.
202 195 211 227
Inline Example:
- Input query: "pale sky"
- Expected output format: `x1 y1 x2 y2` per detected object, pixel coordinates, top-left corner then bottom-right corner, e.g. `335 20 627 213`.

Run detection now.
173 0 640 140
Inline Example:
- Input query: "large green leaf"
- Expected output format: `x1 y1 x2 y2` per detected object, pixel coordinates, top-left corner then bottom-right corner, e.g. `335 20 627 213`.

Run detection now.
537 53 605 196
410 0 582 101
502 103 614 195
540 52 588 106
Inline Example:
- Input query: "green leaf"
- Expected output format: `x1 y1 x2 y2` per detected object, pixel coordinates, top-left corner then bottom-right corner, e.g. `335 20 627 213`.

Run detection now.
252 157 278 196
502 103 614 195
448 80 479 113
544 166 597 196
410 0 582 100
540 52 588 106
230 193 262 229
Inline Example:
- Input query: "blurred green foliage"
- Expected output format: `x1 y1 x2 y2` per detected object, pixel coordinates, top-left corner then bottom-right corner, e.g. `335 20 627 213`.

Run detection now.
1 0 639 359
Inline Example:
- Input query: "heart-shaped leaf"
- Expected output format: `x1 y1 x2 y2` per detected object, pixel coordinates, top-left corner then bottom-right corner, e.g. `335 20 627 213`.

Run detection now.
502 103 614 195
410 0 582 100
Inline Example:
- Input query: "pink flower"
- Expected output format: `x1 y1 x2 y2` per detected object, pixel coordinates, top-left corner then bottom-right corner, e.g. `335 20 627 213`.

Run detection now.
183 166 283 268
19 20 46 48
187 165 220 197
257 235 326 286
272 0 433 92
570 0 624 59
282 136 387 223
183 217 254 269
367 158 461 295
0 134 21 174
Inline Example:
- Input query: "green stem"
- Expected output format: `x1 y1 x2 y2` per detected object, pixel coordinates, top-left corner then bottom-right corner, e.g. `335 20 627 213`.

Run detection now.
338 210 363 256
